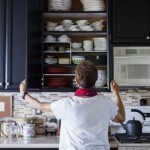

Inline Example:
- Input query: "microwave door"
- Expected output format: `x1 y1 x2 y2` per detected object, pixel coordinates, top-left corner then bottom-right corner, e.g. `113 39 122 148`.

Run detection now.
114 57 150 86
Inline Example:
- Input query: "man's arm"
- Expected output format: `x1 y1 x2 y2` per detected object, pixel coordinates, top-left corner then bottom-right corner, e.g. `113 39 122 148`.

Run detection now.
110 80 125 123
24 94 52 112
20 80 52 112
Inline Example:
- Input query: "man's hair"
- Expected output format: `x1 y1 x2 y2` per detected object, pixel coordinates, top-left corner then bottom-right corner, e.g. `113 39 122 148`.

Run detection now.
75 60 98 88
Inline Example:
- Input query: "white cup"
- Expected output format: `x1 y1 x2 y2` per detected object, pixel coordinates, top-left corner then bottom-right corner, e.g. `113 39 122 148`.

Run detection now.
83 40 93 51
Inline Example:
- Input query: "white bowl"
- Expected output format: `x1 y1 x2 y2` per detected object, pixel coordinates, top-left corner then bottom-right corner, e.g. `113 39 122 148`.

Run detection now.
45 26 55 31
72 56 86 64
71 43 82 49
76 20 89 25
46 22 58 27
44 58 58 64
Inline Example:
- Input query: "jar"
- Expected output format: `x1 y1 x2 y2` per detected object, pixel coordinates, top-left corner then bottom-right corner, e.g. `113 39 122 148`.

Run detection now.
23 124 35 138
8 125 19 138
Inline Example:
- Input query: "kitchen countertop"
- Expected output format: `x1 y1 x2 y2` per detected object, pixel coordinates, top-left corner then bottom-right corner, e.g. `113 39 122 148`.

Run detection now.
0 135 118 148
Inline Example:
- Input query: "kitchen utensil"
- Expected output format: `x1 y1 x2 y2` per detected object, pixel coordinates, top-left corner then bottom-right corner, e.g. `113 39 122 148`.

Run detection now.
121 117 142 137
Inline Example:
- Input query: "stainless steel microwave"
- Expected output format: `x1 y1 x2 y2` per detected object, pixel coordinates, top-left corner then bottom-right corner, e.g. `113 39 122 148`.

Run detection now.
114 47 150 86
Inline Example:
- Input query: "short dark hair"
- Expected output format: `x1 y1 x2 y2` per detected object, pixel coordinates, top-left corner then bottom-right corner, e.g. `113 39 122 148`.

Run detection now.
75 60 98 88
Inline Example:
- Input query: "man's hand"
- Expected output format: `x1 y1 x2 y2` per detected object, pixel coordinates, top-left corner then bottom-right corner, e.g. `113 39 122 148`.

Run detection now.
20 80 27 94
110 80 119 95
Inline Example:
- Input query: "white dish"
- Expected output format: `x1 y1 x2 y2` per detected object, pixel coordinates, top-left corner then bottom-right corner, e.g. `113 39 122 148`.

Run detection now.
72 56 86 64
94 48 106 51
72 43 82 49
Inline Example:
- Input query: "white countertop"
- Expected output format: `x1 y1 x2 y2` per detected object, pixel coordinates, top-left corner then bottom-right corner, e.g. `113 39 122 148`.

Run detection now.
0 135 59 148
0 135 118 148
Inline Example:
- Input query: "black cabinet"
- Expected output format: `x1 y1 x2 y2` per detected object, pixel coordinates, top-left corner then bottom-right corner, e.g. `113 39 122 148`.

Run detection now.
26 0 43 90
110 0 150 43
0 0 5 89
0 0 27 91
27 0 111 92
0 0 42 91
1 0 112 92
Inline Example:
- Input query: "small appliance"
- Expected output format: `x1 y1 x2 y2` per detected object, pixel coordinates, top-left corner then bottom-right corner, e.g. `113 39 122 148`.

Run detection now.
113 47 150 87
111 106 150 147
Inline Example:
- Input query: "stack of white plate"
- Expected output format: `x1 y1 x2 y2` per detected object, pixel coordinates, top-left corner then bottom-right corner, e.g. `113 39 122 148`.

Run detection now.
83 40 93 51
95 70 107 87
80 0 106 11
93 37 106 51
48 0 72 11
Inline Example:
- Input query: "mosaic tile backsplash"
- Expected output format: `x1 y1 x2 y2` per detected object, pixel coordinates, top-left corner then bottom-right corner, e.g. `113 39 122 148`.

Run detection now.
0 90 150 135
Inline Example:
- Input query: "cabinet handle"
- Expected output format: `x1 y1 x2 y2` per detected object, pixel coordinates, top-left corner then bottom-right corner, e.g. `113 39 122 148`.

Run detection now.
6 82 10 86
0 83 3 86
147 36 150 40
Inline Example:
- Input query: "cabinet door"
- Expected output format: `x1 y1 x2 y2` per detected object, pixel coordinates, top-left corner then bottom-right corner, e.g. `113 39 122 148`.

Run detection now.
5 0 26 90
26 0 43 90
111 0 150 43
0 0 6 89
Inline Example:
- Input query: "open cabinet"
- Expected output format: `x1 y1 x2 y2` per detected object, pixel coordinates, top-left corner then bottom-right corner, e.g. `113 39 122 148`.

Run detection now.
27 0 112 92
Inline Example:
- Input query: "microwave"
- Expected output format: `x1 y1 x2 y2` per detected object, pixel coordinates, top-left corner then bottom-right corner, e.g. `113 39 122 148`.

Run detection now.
114 47 150 86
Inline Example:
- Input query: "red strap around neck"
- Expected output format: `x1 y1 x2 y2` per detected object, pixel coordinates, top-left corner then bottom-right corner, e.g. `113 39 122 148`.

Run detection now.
75 87 97 97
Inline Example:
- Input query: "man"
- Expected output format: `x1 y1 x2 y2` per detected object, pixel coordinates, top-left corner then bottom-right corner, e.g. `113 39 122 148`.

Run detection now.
20 60 125 150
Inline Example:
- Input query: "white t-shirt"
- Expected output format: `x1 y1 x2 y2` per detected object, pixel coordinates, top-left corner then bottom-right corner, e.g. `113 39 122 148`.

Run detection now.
51 95 118 150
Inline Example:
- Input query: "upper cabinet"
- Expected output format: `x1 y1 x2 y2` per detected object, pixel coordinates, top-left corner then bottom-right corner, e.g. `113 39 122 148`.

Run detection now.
110 0 150 43
0 0 42 91
0 0 5 89
27 0 112 92
0 0 27 91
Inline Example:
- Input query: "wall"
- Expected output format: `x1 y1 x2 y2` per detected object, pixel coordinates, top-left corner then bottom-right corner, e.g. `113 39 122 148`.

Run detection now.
0 90 150 134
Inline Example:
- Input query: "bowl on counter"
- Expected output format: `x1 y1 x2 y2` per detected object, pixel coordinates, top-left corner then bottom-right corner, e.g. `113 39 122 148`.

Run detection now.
72 56 86 64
